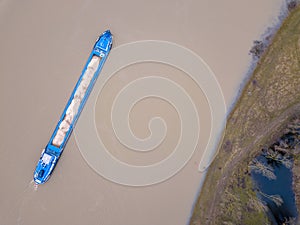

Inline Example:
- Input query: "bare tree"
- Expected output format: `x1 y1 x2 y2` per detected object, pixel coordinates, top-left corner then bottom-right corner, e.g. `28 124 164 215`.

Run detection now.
249 159 276 180
249 40 265 59
264 148 293 169
287 0 298 12
282 216 297 225
258 190 284 207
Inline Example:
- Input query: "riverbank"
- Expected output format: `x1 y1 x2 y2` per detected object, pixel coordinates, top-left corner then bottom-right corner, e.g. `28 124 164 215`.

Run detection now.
190 5 300 225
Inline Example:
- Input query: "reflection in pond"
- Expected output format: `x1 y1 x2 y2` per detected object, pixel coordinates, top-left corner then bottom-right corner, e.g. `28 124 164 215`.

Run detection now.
250 120 300 224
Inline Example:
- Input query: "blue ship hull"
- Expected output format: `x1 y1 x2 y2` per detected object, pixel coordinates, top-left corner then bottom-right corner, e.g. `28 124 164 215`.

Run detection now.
33 30 113 184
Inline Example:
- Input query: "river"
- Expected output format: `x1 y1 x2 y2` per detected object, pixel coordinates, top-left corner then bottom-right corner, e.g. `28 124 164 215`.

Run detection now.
0 0 285 224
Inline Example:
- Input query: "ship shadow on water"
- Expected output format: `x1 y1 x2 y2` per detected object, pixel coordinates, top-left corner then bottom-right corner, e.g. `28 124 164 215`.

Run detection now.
250 124 300 225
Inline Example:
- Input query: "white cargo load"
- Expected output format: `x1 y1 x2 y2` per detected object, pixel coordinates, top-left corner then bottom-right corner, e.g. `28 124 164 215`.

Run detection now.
51 56 100 147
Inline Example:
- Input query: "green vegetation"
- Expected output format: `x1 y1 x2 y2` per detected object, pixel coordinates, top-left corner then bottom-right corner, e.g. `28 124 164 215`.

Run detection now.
190 5 300 225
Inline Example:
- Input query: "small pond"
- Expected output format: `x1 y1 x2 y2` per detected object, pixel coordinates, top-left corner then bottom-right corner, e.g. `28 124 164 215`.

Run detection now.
250 129 299 224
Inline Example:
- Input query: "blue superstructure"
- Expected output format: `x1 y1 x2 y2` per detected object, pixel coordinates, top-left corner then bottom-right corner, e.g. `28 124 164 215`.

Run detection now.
33 30 113 184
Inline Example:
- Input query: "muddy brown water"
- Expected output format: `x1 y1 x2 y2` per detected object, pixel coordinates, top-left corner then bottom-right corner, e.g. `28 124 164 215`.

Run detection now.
0 1 283 224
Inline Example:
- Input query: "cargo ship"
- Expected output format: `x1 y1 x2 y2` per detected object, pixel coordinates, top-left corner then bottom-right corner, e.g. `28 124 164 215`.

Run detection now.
33 30 113 184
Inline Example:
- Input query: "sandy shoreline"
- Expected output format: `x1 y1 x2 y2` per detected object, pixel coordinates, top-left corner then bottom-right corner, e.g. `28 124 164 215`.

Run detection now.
0 1 286 225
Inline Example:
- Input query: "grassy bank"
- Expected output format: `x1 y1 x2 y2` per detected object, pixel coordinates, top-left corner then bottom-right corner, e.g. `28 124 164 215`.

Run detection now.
190 5 300 225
